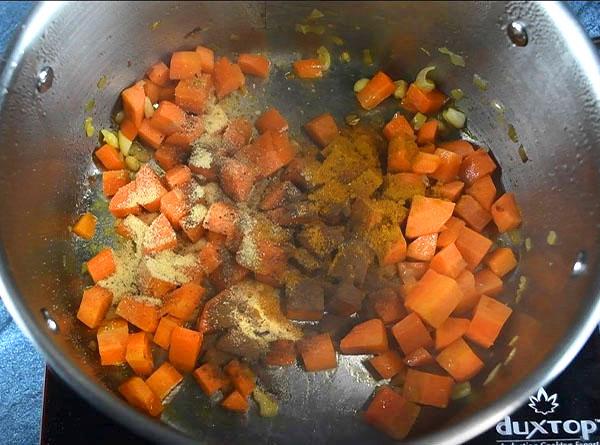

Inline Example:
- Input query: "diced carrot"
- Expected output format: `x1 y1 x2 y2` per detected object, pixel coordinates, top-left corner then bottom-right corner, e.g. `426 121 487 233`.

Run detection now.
198 241 222 274
72 212 97 240
120 118 139 143
419 142 436 154
116 297 160 333
97 319 129 366
466 295 513 348
431 148 462 183
239 131 296 178
103 170 130 197
340 319 388 354
147 61 171 86
397 262 429 284
108 181 141 218
213 57 245 99
364 386 421 440
160 187 188 229
195 46 215 72
292 58 322 79
265 340 296 366
454 269 480 314
126 332 154 376
432 180 464 202
387 135 418 173
485 247 518 277
77 285 113 329
455 195 492 232
121 82 146 128
297 333 337 372
119 376 163 417
224 360 256 397
193 362 226 396
96 144 125 170
150 101 186 136
143 79 161 105
491 192 522 233
459 149 497 185
162 282 205 321
203 202 237 238
153 315 182 350
143 213 177 255
169 326 203 372
379 232 406 266
174 74 213 114
223 118 253 153
304 113 339 147
138 263 177 298
404 84 447 114
474 268 503 296
146 362 183 400
372 290 406 324
405 269 462 328
437 217 466 248
138 119 166 150
165 165 192 190
219 158 257 202
134 164 168 212
435 317 470 351
439 139 475 158
404 347 434 367
403 369 454 408
221 390 249 413
238 53 271 78
411 152 441 174
391 313 433 355
406 233 438 261
466 175 496 210
369 350 405 379
87 248 116 283
417 119 438 145
169 51 203 80
430 242 467 278
181 213 205 243
356 71 395 110
405 195 455 238
155 145 185 170
383 113 414 141
436 338 484 382
455 226 493 270
165 115 204 148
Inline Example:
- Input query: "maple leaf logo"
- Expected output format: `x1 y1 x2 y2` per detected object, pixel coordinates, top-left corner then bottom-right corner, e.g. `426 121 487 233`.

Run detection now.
528 387 559 415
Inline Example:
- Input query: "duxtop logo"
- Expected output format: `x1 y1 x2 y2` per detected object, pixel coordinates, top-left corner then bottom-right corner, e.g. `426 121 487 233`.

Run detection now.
528 387 559 416
496 387 600 443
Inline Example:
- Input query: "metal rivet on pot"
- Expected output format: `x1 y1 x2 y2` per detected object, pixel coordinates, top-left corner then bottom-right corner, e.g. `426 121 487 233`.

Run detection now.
571 250 588 277
36 66 54 93
507 21 528 47
41 308 59 332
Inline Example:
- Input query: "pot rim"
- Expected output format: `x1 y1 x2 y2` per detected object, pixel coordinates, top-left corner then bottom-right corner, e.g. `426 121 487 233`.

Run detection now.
1 2 599 444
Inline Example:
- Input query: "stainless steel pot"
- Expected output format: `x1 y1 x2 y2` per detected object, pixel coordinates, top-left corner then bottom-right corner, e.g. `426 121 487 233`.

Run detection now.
1 1 600 444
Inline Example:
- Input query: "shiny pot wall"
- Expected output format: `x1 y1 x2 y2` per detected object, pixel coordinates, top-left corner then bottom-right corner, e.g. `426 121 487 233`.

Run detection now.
1 2 600 444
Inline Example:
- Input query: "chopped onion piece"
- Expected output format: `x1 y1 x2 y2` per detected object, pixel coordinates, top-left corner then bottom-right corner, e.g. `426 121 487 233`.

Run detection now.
504 347 517 366
393 80 408 99
483 363 502 386
84 99 95 113
83 117 95 138
443 107 466 129
450 88 464 100
101 129 119 147
114 110 124 124
97 75 108 90
253 388 279 417
524 237 532 251
353 78 369 93
508 124 518 143
508 335 520 347
473 73 489 91
438 47 466 67
125 155 140 172
515 275 528 303
412 112 427 130
340 51 351 63
415 66 436 92
144 96 154 118
317 46 331 71
546 230 557 246
518 145 529 163
362 49 373 66
451 382 472 400
308 8 324 20
345 114 360 126
118 130 132 156
331 36 344 46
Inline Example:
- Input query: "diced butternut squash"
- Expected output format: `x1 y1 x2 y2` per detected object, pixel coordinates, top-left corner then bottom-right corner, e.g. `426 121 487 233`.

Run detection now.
474 268 503 296
459 149 497 186
364 387 421 440
383 113 414 141
356 71 395 110
435 317 470 350
87 248 116 283
369 350 405 379
340 319 388 354
77 285 113 329
97 319 129 366
265 340 296 366
436 338 484 382
430 242 467 278
255 107 288 134
169 51 203 80
405 196 455 238
466 175 496 210
238 53 270 78
119 376 163 417
153 315 182 350
126 332 154 376
437 217 466 248
454 269 480 314
403 369 454 408
455 226 493 270
193 362 226 396
162 282 205 321
465 295 512 348
485 247 518 277
143 213 177 255
213 57 245 99
304 113 339 147
391 313 433 355
297 333 337 372
116 297 160 333
491 192 522 233
406 233 438 261
221 390 249 413
146 362 183 400
169 326 203 372
455 195 492 232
